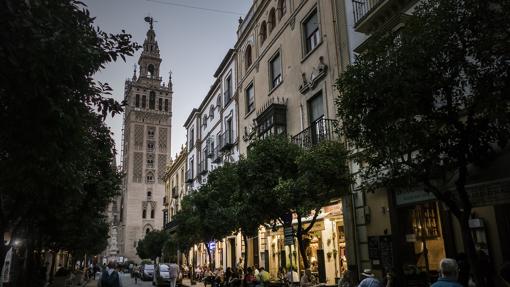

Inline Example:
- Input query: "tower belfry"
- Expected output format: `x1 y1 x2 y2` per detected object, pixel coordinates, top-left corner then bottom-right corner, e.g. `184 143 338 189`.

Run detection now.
118 18 173 262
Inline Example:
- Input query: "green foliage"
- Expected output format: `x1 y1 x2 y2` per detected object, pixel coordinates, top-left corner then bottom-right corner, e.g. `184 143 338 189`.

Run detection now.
173 136 351 269
136 230 170 260
0 0 139 269
335 0 509 285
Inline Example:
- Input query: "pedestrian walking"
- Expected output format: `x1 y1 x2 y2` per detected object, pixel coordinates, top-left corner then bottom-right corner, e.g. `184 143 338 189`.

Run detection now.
98 261 122 287
358 269 382 287
169 262 180 287
338 270 356 287
133 265 139 284
431 258 463 287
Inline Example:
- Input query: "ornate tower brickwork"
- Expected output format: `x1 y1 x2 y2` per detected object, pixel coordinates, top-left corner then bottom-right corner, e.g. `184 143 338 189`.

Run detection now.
119 19 172 261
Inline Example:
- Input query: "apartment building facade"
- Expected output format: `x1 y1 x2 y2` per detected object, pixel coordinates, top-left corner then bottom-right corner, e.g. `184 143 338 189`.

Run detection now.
343 0 510 285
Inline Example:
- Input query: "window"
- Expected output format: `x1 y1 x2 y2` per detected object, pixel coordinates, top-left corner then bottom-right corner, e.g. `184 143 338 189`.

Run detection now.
135 94 140 107
148 64 155 77
268 8 276 33
142 208 147 219
189 128 195 149
147 191 152 198
245 84 255 114
270 52 282 89
308 92 324 123
303 10 320 54
164 99 169 112
245 45 252 70
146 228 150 235
147 155 154 168
142 95 147 108
278 0 286 20
259 21 267 45
147 142 155 152
148 128 155 138
210 105 215 119
158 98 163 111
146 172 154 183
224 75 232 105
149 91 156 109
202 114 208 128
150 209 155 218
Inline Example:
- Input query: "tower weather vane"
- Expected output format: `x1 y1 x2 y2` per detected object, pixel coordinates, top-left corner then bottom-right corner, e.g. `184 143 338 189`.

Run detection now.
144 16 154 29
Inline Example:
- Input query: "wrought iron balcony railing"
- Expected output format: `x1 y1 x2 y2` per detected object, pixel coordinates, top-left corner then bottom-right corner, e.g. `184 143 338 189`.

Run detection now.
352 0 384 26
185 169 193 183
219 130 235 151
291 117 338 148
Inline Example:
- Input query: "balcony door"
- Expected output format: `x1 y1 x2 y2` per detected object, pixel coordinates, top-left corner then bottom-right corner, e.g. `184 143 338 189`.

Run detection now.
308 93 324 144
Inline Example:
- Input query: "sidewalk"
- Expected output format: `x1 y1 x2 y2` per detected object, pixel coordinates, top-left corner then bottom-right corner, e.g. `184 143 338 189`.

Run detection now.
182 278 205 287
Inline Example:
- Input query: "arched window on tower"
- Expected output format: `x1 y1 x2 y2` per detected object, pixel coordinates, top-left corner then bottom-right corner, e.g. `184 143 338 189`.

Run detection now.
146 228 150 235
260 21 267 45
268 8 276 33
151 209 155 218
149 91 156 109
135 94 140 107
245 45 252 71
278 0 286 20
158 98 163 111
142 95 147 108
142 208 147 219
148 64 155 77
164 99 169 112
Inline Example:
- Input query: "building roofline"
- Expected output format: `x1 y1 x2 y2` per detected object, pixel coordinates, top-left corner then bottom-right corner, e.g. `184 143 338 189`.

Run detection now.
183 108 198 127
213 49 235 78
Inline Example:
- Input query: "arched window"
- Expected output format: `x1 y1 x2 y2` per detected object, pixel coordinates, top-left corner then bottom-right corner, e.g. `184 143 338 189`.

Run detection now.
164 99 169 112
142 95 147 108
149 91 156 109
278 0 286 20
146 171 154 183
259 21 267 45
268 8 276 33
150 209 155 218
146 228 150 235
158 98 163 111
142 208 147 219
245 45 252 70
135 94 140 107
147 191 152 198
148 64 155 77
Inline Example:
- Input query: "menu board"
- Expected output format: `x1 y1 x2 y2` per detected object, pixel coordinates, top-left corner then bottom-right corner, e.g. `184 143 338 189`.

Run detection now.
379 235 393 271
367 235 393 270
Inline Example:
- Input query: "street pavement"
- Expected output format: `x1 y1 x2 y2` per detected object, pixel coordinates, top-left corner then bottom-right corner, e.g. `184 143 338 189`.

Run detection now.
85 272 153 287
84 273 206 287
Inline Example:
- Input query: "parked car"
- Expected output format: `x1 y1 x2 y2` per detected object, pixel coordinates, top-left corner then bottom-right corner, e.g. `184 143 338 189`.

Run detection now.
141 264 155 281
153 263 182 286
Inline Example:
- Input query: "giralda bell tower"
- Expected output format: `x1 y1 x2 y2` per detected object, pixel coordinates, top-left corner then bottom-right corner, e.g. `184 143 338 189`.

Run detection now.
119 17 172 261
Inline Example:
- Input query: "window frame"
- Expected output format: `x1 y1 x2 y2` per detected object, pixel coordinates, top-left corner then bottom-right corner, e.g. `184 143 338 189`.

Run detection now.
245 83 255 114
302 8 321 56
269 51 283 90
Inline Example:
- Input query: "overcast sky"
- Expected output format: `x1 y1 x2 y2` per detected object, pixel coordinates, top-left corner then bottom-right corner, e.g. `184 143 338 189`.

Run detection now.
85 0 251 164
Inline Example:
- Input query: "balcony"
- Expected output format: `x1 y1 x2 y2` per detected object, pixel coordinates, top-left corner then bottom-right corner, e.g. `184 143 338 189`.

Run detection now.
171 187 178 198
291 117 338 149
219 130 235 151
163 196 168 206
352 0 414 34
185 169 193 183
199 160 208 175
211 146 222 164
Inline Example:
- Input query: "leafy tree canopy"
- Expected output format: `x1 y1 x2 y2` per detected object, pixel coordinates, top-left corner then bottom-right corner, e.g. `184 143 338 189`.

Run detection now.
335 0 509 284
136 230 169 260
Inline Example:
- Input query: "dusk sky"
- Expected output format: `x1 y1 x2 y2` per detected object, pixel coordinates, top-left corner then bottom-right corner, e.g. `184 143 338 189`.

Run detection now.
85 0 251 164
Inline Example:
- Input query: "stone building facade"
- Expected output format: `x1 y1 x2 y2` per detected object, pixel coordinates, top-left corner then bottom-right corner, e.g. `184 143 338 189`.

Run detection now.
118 20 173 262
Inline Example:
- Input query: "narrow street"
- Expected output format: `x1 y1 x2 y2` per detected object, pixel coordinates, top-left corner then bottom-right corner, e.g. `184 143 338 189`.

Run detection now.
86 273 153 287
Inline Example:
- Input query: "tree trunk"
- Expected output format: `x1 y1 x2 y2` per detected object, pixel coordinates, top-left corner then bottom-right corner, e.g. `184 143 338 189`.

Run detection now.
296 223 309 270
205 243 213 270
242 233 248 272
459 213 485 287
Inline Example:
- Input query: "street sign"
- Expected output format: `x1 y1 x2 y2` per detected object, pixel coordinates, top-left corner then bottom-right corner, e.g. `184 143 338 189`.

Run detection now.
284 226 294 245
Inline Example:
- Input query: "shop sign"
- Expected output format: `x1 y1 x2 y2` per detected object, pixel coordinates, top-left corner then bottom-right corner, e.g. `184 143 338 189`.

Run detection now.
367 236 393 270
467 179 510 207
284 226 294 246
396 189 435 206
